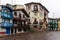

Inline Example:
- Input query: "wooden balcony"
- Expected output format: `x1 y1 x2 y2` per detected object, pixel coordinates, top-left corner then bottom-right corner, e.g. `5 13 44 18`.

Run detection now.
14 24 17 27
13 17 21 21
13 15 26 22
1 22 13 28
13 23 22 28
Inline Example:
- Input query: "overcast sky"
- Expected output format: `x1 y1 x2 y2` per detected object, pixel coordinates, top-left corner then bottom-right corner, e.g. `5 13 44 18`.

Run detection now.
1 0 60 18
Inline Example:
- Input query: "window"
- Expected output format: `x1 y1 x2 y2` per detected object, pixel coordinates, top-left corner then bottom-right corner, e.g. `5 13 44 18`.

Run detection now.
29 12 30 14
5 20 10 23
48 20 50 22
40 13 43 18
3 9 10 14
22 22 24 24
10 20 12 23
17 21 21 24
32 17 33 18
14 12 17 16
28 5 31 10
13 20 17 24
39 22 43 25
44 13 46 16
40 6 43 11
50 20 52 22
0 19 2 23
33 18 38 24
2 19 4 22
34 13 37 16
18 28 22 32
48 25 50 27
23 15 25 18
56 21 58 24
19 14 21 18
2 19 10 23
34 5 38 11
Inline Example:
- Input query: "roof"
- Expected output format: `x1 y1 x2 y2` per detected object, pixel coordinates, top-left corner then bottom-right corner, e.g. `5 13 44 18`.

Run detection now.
21 9 30 17
57 18 60 21
48 18 58 20
13 9 30 17
12 5 29 17
12 5 24 10
25 2 49 13
2 5 13 13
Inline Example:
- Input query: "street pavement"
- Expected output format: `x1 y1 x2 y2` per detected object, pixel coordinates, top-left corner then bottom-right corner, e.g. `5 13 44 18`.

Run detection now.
0 31 60 40
23 31 60 40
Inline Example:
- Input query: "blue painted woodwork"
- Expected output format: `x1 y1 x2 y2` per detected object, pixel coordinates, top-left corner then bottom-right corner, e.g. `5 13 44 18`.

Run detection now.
1 12 13 19
1 5 13 19
2 5 13 13
1 22 13 28
1 5 13 28
1 5 13 35
6 28 10 34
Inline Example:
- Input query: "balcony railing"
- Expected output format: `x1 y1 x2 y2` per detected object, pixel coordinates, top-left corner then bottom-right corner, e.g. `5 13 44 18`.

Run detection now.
13 15 18 18
13 15 28 22
14 24 17 27
32 24 38 26
1 22 13 28
21 18 26 21
1 12 13 19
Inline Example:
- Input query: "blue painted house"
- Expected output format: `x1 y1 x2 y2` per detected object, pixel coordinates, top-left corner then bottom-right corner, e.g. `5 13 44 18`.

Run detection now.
1 5 13 34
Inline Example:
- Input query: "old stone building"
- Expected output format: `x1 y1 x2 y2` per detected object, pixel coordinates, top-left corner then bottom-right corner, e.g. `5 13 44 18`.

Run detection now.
0 2 49 35
11 5 30 34
25 2 49 31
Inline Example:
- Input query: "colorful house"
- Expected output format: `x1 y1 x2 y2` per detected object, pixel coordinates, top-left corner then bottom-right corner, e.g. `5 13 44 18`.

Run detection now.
48 18 58 31
58 19 60 31
1 5 13 34
0 5 6 35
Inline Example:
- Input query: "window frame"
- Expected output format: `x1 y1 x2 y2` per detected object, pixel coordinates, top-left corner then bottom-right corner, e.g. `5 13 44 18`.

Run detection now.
34 5 38 11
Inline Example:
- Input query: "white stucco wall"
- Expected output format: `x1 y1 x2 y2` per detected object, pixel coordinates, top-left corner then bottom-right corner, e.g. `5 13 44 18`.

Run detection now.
25 4 45 24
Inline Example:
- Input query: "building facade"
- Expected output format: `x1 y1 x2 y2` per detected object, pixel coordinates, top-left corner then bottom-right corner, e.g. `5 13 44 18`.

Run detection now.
0 4 30 35
58 19 60 31
48 18 58 31
0 5 6 35
0 2 49 35
25 2 49 31
1 4 13 34
11 5 30 34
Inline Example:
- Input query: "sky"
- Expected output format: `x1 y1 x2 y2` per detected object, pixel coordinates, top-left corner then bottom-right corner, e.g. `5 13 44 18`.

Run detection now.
0 0 60 18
